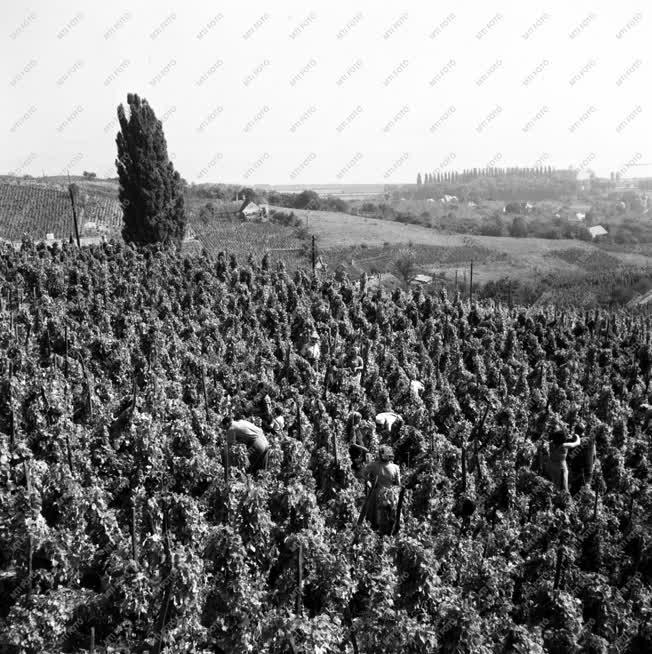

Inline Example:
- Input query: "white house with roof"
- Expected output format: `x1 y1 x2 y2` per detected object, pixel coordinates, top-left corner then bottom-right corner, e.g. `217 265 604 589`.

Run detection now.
240 199 269 220
588 225 608 239
411 274 433 285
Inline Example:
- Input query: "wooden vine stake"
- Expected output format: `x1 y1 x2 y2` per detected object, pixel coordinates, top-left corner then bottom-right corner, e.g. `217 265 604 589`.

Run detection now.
201 365 209 422
27 534 33 603
593 487 599 522
296 402 302 440
154 586 172 654
474 437 481 485
65 432 73 474
461 441 467 494
295 543 303 616
332 431 338 466
353 477 378 546
130 502 138 563
154 508 173 654
9 406 15 450
553 534 565 591
89 626 95 654
24 460 32 495
350 633 360 654
284 345 291 378
627 493 636 531
392 487 406 536
224 440 231 485
64 323 69 377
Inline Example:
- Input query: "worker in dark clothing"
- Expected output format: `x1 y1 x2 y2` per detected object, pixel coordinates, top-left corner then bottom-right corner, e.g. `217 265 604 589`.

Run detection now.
346 410 367 471
324 358 340 393
363 445 401 533
255 383 274 430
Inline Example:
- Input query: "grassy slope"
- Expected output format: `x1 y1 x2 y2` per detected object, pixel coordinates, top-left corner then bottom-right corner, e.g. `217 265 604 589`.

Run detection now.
283 207 652 283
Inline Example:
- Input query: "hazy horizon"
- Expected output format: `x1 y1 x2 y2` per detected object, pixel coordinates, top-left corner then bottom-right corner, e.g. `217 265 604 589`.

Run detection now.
3 1 651 185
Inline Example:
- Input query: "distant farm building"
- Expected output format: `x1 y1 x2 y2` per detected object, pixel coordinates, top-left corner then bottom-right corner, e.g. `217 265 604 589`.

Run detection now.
241 199 269 220
588 225 608 239
561 203 592 222
212 198 269 222
412 274 433 285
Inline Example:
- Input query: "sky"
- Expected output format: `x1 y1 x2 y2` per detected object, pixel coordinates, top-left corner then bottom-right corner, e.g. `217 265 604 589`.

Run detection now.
2 0 651 185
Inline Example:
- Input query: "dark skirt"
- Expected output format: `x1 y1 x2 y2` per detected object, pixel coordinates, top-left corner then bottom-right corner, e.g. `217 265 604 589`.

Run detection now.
248 440 270 473
366 486 399 533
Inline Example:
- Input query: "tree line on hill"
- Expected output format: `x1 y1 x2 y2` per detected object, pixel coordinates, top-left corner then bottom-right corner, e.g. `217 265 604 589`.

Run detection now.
406 176 579 203
417 166 560 185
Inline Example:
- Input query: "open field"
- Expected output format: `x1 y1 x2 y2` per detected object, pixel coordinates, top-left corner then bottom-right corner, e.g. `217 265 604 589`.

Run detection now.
282 207 652 283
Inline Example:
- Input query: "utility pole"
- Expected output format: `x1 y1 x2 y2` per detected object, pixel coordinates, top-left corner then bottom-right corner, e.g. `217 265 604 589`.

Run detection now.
67 172 81 247
469 260 473 304
311 235 316 274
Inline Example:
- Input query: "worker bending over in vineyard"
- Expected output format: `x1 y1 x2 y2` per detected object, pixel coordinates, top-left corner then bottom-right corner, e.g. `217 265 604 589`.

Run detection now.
270 406 285 434
363 445 401 533
540 428 582 492
301 330 321 367
409 379 425 401
346 409 368 471
639 402 652 431
255 383 274 428
375 411 404 439
347 345 364 386
222 416 270 474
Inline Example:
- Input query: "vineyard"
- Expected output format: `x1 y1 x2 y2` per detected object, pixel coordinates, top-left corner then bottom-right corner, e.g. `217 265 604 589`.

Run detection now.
0 184 122 244
0 240 651 653
190 219 307 270
545 249 624 273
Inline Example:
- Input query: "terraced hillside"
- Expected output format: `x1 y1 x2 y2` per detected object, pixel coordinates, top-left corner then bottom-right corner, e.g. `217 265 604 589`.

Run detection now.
191 219 307 269
0 183 121 243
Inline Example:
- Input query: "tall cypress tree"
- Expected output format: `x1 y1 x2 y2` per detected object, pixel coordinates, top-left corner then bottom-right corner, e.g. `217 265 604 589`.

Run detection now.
115 93 186 247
